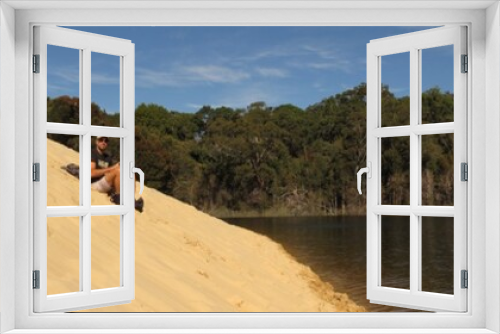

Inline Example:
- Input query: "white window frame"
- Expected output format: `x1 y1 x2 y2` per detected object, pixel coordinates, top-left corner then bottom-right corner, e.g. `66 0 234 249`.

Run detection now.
1 2 499 333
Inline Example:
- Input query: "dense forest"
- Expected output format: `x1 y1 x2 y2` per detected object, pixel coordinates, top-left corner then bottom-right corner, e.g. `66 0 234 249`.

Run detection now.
47 83 454 216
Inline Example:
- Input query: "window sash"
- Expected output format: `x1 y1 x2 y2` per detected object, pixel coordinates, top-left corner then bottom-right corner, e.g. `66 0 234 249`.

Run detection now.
366 26 467 312
32 25 136 313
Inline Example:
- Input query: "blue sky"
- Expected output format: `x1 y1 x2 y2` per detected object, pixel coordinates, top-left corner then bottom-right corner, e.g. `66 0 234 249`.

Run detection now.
48 26 453 114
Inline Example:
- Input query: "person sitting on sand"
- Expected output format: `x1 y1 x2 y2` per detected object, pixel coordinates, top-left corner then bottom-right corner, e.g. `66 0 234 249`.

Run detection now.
91 136 144 212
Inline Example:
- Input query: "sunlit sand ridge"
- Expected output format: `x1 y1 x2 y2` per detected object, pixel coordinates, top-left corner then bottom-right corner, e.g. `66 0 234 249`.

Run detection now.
46 139 365 312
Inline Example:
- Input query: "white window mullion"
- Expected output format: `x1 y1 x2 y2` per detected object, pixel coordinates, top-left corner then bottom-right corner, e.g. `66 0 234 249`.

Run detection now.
121 46 135 297
46 205 143 217
78 47 84 298
46 123 129 137
79 216 84 293
82 213 91 295
90 206 129 216
366 45 379 298
372 125 411 137
377 215 382 288
82 132 91 212
46 207 88 217
82 47 91 208
412 122 454 135
412 206 454 217
46 123 87 135
90 126 129 138
372 205 411 215
409 47 420 295
416 47 424 293
373 123 454 138
120 55 125 288
78 48 85 299
81 47 92 296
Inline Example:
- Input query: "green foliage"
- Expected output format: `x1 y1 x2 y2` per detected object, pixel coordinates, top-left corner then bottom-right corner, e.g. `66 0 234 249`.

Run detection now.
47 84 454 216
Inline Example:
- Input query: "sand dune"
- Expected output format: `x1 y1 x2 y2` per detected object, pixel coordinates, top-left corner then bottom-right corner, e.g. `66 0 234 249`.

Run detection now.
46 139 365 312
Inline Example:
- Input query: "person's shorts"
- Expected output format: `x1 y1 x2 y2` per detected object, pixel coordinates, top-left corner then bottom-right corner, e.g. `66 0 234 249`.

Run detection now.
91 177 113 193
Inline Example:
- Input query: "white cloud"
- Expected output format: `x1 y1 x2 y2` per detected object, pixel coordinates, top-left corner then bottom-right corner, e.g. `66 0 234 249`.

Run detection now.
307 62 338 70
48 83 73 92
184 65 250 83
302 45 339 60
136 65 251 88
299 45 354 72
239 47 297 62
286 60 353 73
51 67 119 85
92 73 119 85
307 61 351 71
136 68 179 88
51 67 79 83
255 67 289 78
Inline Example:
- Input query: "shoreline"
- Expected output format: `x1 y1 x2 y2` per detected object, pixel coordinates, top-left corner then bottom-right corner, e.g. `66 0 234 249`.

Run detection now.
218 214 367 219
208 208 366 219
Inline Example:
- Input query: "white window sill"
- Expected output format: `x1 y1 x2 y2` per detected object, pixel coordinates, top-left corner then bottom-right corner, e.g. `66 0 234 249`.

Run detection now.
3 330 498 334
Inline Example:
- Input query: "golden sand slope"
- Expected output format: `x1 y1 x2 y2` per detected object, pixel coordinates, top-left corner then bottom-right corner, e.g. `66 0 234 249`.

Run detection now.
47 139 365 312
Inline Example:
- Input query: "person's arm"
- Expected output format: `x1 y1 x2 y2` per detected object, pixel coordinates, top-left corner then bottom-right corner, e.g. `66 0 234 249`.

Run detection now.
91 161 118 179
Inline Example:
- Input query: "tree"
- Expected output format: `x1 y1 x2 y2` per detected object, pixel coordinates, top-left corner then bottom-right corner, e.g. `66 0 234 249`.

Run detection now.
47 82 454 216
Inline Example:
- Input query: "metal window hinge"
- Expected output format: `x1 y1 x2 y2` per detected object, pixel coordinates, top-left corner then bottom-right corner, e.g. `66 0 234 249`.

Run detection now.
33 54 40 73
461 270 468 289
461 54 468 73
33 270 40 289
33 163 40 182
461 163 468 181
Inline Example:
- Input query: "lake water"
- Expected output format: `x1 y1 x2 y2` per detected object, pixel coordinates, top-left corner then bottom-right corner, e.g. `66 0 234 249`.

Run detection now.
224 216 454 313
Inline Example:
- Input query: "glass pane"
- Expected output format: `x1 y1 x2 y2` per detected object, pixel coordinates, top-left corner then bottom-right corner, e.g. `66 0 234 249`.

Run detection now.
47 134 80 206
421 217 454 294
47 216 80 295
381 215 410 290
421 45 454 124
91 136 121 205
47 45 80 124
381 136 410 205
91 215 121 290
91 52 120 127
421 134 454 206
381 52 410 127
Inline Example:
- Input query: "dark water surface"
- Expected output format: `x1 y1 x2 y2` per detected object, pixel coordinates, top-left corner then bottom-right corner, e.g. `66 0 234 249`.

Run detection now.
224 216 454 313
